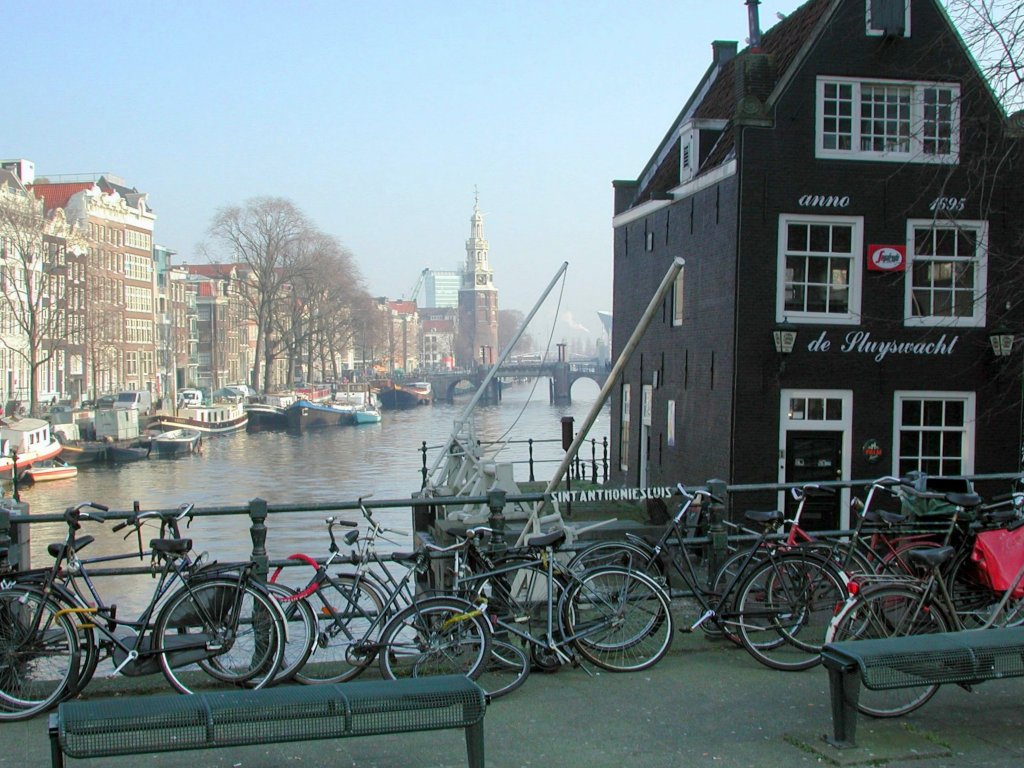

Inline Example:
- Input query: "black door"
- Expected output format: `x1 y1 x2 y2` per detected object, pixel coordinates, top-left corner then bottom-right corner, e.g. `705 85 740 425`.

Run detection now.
785 431 842 531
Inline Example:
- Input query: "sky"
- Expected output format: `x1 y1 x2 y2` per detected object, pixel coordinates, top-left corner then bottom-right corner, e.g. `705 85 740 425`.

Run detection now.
6 0 808 347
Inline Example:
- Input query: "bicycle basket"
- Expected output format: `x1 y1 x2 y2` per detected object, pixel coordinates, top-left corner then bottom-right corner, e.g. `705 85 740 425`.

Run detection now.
900 475 975 522
971 524 1024 599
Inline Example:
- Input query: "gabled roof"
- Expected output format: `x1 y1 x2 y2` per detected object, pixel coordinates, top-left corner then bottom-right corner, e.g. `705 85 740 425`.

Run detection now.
631 0 834 206
27 181 94 213
186 263 237 280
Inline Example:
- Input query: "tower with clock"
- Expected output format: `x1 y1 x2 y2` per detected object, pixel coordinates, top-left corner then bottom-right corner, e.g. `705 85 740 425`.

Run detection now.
457 192 499 368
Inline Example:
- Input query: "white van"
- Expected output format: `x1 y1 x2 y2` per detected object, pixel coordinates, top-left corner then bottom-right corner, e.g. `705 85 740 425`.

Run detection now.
114 390 153 416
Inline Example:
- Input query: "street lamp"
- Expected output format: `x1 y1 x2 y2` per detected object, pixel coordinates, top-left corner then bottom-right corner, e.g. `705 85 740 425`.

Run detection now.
773 321 797 355
989 329 1015 357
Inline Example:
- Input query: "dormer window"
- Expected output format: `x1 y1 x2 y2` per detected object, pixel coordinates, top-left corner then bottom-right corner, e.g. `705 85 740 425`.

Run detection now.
680 130 695 183
866 0 910 37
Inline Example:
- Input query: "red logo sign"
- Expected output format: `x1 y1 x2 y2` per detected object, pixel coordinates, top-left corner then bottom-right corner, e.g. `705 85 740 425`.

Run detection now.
867 245 906 272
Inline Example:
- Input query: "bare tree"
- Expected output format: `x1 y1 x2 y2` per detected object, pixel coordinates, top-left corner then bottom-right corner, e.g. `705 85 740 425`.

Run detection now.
0 178 77 416
205 197 315 392
945 0 1023 112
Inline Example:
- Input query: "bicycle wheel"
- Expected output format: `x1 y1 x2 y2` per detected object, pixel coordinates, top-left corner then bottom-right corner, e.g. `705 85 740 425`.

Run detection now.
156 578 284 694
945 547 1002 628
0 588 80 720
567 540 666 585
20 577 100 699
705 546 765 643
377 597 491 680
827 586 950 717
476 639 530 699
264 581 316 683
565 567 673 672
735 552 846 671
295 574 385 684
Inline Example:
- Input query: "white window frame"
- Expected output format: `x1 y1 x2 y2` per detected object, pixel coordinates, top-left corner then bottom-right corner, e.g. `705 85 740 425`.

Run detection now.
904 219 987 327
892 391 976 477
816 76 959 164
865 0 910 38
776 213 863 325
671 268 684 326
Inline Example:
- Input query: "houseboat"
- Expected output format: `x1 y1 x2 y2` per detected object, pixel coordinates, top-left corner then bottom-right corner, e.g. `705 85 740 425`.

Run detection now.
153 393 248 434
0 417 65 480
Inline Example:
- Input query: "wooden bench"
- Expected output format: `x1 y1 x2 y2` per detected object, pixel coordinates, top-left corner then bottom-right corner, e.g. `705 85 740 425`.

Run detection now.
821 626 1024 748
49 675 487 767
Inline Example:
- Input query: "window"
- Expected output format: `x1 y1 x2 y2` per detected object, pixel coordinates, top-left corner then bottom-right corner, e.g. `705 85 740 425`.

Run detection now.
893 392 975 476
905 220 987 327
817 77 959 163
671 268 684 326
777 214 863 324
866 0 910 37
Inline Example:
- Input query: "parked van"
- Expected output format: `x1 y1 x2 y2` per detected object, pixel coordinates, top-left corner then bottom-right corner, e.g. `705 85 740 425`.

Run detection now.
114 390 153 417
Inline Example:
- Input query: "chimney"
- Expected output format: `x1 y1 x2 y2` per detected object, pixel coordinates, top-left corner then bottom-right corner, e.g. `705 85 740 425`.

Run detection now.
746 0 763 52
712 40 738 66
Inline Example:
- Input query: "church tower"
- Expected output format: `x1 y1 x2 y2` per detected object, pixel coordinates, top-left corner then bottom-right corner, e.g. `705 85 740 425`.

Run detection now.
457 193 499 368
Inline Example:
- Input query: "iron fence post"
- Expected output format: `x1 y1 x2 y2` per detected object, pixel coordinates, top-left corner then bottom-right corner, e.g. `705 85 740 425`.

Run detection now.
706 478 728 588
248 497 269 583
420 441 428 488
487 489 507 555
528 439 535 482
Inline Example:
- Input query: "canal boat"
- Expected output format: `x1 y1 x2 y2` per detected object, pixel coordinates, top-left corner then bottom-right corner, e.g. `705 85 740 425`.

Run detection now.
106 441 152 463
150 429 202 458
152 395 248 434
377 381 432 409
22 459 78 483
285 399 354 432
244 393 296 432
0 417 65 480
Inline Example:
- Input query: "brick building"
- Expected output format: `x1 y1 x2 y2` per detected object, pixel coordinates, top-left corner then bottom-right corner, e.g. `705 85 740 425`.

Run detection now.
610 0 1024 528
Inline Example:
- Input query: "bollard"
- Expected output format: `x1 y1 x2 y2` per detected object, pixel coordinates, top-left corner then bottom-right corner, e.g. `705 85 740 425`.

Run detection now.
487 489 507 555
705 479 728 588
248 497 269 582
0 498 30 572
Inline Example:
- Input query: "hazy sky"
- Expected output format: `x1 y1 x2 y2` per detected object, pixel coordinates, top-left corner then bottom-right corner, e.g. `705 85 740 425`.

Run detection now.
6 0 805 345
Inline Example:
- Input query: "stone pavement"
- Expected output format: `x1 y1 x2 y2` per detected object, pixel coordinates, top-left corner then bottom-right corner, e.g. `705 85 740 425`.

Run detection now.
4 619 1022 768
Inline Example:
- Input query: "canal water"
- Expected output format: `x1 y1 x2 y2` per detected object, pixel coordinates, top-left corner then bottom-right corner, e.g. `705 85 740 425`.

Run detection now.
12 379 608 611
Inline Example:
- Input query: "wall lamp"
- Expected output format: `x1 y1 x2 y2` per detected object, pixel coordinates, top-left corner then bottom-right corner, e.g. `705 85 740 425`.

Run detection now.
989 329 1015 357
773 321 797 355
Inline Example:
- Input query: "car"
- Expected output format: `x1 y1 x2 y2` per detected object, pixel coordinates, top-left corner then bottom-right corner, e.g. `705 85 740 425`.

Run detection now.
95 395 117 409
225 383 256 399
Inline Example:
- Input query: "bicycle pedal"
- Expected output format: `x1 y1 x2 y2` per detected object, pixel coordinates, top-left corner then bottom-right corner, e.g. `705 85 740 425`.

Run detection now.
678 626 695 634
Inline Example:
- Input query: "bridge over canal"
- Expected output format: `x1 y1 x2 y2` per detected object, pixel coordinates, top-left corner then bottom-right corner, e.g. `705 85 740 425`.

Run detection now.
422 361 609 405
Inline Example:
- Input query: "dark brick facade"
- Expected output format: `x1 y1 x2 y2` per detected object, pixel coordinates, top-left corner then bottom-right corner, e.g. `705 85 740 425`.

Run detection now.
611 0 1024 525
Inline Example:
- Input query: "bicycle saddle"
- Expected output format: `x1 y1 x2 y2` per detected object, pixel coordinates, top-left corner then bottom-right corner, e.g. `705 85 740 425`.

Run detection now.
525 529 566 549
48 535 95 558
151 538 192 556
906 545 956 569
743 509 784 527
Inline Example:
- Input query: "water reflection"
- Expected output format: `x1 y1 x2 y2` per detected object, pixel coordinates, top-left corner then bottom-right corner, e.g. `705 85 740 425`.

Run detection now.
13 380 609 613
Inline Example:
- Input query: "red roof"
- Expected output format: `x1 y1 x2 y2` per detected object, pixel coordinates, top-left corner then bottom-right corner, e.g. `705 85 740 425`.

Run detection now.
27 182 94 213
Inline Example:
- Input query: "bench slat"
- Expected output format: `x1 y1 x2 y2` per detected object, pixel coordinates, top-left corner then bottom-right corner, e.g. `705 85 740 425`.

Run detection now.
822 627 1024 690
56 676 486 760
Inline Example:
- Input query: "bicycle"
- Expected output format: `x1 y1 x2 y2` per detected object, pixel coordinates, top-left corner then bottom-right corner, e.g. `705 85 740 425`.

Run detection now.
444 524 674 692
269 496 492 684
825 488 1024 718
0 501 287 720
567 484 848 670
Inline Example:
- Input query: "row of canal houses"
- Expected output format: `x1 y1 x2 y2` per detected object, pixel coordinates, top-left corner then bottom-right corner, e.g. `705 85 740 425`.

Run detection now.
609 0 1024 528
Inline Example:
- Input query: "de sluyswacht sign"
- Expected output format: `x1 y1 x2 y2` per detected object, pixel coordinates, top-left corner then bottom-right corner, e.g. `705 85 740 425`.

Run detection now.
549 486 675 505
806 330 959 363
